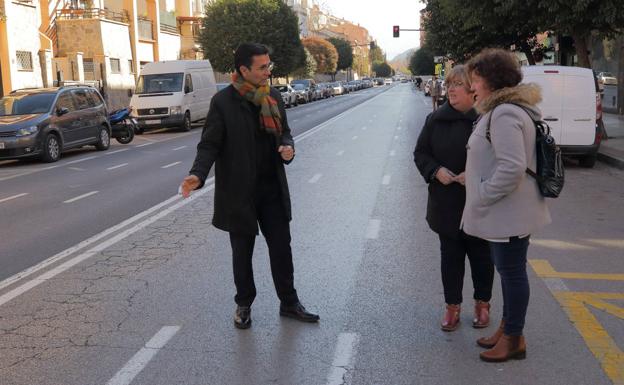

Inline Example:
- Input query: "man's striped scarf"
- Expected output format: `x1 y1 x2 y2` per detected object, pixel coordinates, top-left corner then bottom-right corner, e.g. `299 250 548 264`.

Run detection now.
231 73 282 137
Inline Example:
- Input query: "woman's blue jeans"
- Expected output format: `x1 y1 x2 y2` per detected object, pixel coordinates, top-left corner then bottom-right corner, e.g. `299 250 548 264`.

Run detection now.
489 236 530 336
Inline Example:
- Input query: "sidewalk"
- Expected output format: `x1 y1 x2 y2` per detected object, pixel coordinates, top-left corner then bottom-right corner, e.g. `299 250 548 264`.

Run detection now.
599 112 624 169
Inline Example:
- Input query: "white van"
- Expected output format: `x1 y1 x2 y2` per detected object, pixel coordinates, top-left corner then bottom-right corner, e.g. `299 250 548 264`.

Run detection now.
130 60 217 132
522 65 603 167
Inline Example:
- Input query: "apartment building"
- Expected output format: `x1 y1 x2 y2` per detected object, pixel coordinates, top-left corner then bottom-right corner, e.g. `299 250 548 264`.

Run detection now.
1 0 210 108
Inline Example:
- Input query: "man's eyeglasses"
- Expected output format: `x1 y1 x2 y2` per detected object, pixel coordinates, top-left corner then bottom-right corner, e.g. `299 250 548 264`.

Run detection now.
257 62 274 72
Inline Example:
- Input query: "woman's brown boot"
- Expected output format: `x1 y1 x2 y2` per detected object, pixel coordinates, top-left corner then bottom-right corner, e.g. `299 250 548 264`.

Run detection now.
441 304 460 332
477 319 504 348
472 300 490 328
479 334 526 362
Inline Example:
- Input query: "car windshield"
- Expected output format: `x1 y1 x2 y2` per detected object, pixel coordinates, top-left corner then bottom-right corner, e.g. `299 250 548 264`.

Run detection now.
136 73 184 94
291 80 309 86
0 93 56 116
602 72 614 77
292 84 305 90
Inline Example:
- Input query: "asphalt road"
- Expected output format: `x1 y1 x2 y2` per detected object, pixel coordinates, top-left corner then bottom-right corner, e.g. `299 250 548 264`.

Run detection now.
0 83 622 385
0 85 391 281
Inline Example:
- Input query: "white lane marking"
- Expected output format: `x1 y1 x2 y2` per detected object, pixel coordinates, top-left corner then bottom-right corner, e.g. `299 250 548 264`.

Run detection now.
161 161 181 169
63 191 99 203
135 142 154 148
106 326 180 385
172 146 187 151
106 149 129 155
0 182 214 306
337 150 344 156
394 135 399 140
361 126 367 130
382 175 391 185
0 177 214 293
308 173 322 184
0 193 29 204
352 136 358 140
366 219 381 239
107 163 129 171
68 167 85 171
65 156 97 165
326 333 359 385
397 126 402 130
390 150 396 157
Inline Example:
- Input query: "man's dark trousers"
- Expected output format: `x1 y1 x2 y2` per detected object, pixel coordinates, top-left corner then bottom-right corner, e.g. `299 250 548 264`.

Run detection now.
229 179 299 307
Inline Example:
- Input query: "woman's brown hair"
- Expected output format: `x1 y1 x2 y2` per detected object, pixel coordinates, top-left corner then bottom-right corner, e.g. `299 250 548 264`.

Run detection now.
466 48 522 91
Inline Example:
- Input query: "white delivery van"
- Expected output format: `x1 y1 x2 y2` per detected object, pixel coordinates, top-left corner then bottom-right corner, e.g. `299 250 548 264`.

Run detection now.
130 60 217 132
522 65 603 167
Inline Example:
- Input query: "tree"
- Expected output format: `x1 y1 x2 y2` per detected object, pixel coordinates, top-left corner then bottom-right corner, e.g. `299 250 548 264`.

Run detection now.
537 1 624 68
292 48 317 79
409 46 435 75
423 0 542 63
369 44 384 64
302 37 338 74
326 37 353 72
199 0 304 77
372 62 392 78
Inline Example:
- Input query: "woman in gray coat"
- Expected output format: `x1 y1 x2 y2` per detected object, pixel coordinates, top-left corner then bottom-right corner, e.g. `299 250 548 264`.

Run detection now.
463 49 551 362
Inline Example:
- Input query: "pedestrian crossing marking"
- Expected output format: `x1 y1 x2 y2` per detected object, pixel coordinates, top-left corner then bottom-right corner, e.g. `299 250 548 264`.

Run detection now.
529 259 624 281
553 292 624 385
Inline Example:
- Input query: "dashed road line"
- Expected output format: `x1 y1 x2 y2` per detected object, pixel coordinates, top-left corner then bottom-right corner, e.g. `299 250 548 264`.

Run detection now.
326 333 359 385
68 167 85 171
172 146 187 151
135 142 154 148
107 163 129 171
106 326 181 385
106 149 129 155
63 191 99 203
0 193 29 204
308 173 322 184
366 219 381 239
161 161 182 169
65 156 97 165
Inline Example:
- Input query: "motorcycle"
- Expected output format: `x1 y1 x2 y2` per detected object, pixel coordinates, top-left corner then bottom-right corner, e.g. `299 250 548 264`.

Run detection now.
109 107 137 144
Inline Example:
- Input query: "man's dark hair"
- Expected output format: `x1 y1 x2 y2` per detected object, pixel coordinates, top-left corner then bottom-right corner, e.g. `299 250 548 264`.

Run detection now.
467 48 522 90
234 43 270 74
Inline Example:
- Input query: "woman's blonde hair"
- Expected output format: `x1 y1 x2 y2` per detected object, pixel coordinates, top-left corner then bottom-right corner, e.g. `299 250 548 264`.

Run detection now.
446 64 472 91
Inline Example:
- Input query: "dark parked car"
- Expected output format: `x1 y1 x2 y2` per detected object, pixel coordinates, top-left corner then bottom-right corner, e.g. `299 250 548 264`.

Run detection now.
0 85 111 162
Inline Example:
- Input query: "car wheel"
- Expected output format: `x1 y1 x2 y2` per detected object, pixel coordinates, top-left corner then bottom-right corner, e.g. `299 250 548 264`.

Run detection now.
41 133 61 162
579 153 597 168
95 125 111 151
115 121 135 144
181 111 192 132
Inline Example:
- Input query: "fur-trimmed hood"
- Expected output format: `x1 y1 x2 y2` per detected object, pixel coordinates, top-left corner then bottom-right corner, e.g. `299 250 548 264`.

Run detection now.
476 83 542 120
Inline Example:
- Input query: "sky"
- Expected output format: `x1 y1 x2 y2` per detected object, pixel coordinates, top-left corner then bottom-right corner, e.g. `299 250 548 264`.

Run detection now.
321 0 425 60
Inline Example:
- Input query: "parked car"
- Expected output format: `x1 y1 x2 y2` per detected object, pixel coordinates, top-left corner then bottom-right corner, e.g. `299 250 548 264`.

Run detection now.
0 85 111 162
330 82 346 95
130 60 217 132
597 71 617 86
274 84 297 107
384 78 392 85
291 79 317 101
523 65 603 167
291 84 310 104
318 83 333 98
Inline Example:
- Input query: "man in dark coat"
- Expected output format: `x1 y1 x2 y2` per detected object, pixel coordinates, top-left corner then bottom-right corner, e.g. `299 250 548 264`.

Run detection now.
180 43 319 329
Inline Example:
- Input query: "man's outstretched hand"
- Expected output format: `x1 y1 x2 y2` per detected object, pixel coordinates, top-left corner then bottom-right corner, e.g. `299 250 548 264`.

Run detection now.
180 174 200 198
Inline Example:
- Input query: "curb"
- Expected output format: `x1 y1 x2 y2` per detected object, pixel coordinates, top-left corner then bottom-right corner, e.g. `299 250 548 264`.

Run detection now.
597 151 624 169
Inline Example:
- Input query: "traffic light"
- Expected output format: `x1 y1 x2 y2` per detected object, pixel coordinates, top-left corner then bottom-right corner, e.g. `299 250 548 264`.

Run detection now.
393 25 400 38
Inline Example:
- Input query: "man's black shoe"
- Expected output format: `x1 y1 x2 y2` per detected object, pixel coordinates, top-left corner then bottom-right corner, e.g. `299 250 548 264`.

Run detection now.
279 302 320 322
234 306 252 329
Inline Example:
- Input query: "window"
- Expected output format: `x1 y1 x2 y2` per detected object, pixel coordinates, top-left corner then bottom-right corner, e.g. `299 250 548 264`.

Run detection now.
185 74 193 92
128 59 134 74
87 89 104 107
136 73 183 94
55 92 76 112
16 51 33 71
110 58 121 74
83 58 95 81
71 89 91 109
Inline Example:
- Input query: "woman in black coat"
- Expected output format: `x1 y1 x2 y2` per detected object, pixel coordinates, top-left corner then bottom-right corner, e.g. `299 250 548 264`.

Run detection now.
414 65 494 332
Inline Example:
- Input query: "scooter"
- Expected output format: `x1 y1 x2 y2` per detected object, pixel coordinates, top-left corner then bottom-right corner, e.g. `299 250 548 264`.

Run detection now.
109 107 137 144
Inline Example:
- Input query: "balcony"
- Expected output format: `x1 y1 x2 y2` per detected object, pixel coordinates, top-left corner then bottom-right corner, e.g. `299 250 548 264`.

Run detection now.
56 8 129 23
138 17 154 40
159 23 179 35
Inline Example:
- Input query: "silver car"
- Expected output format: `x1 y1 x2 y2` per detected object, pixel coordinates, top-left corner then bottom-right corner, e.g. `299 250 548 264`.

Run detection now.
274 84 297 108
